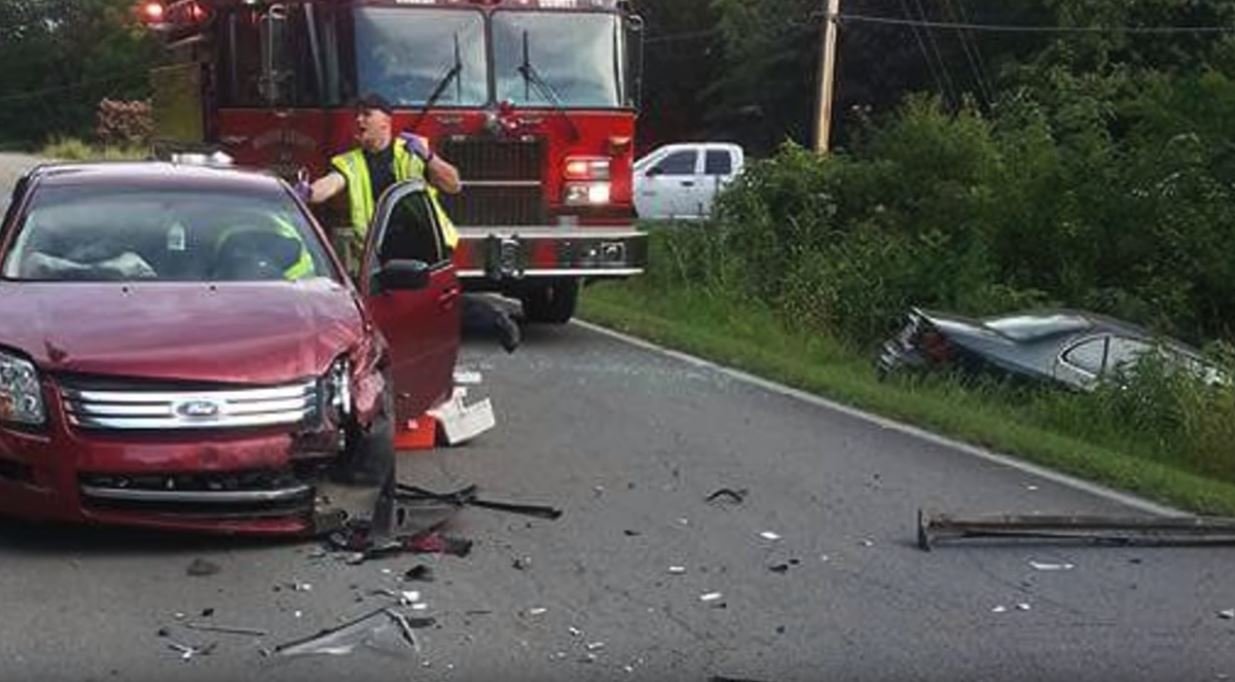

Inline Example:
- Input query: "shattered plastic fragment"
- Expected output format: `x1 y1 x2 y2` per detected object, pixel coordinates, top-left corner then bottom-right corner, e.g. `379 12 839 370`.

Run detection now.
586 642 605 651
568 626 582 637
1029 561 1075 571
512 557 532 571
404 565 435 582
273 608 434 659
759 531 781 541
668 566 687 575
991 605 1008 613
1016 603 1032 611
526 607 548 616
706 488 747 505
700 592 724 602
400 591 422 605
184 622 268 637
859 539 874 547
768 563 790 574
1219 609 1235 620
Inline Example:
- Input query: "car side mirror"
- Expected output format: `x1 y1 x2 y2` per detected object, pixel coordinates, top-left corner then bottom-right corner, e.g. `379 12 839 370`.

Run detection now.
376 259 431 291
645 166 664 177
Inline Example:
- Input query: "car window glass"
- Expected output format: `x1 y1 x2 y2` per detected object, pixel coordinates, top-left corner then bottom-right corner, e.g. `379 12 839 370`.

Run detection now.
1063 337 1108 374
652 150 697 176
1106 337 1153 371
378 192 443 266
705 150 732 176
2 186 332 283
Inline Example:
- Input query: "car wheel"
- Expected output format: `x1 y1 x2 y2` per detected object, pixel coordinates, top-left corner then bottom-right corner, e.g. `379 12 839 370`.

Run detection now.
339 372 395 488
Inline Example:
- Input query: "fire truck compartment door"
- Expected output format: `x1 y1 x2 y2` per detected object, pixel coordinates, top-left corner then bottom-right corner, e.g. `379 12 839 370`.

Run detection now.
361 182 462 423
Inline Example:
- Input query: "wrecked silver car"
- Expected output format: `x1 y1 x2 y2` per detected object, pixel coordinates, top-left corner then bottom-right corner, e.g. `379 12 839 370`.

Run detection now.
877 308 1228 391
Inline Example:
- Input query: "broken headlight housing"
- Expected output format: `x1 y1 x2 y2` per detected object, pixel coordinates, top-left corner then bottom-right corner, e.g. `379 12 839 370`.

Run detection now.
324 358 352 421
0 349 45 426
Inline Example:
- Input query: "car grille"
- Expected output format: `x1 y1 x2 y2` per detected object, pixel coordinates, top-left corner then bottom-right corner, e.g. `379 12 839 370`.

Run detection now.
79 470 313 516
60 379 319 431
440 136 546 226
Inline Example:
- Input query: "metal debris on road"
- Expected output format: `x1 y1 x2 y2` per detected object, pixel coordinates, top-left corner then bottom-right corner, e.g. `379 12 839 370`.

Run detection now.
183 622 268 637
1029 561 1076 571
919 509 1235 550
200 608 214 618
706 488 748 505
759 531 781 541
395 483 563 521
768 563 790 574
185 558 220 577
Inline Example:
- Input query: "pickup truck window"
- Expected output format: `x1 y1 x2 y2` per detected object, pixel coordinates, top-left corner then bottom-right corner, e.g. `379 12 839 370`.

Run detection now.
652 150 697 176
3 186 335 283
705 150 732 176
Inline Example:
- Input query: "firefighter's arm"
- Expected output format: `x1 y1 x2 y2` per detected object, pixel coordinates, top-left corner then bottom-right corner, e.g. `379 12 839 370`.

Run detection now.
401 133 462 195
426 155 462 195
308 172 347 204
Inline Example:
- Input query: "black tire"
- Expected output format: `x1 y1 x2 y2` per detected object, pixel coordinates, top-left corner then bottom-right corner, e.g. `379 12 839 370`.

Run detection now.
520 277 580 324
339 375 395 488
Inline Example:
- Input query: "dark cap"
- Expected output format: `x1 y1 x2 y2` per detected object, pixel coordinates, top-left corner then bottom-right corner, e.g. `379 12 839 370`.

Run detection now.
354 92 394 116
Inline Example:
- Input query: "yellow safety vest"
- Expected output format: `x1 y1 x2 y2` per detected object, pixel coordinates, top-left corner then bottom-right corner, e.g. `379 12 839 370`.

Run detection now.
214 214 315 281
330 138 459 252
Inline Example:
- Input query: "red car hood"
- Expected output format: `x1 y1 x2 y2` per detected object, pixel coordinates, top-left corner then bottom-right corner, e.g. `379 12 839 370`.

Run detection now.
0 280 365 385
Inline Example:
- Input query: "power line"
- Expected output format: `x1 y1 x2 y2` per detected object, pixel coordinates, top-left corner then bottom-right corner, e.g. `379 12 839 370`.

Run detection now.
896 0 949 106
0 69 147 105
644 28 719 45
942 0 993 107
835 12 1235 34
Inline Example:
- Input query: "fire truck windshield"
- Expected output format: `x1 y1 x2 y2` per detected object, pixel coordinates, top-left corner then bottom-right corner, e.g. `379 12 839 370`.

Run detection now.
493 11 625 109
353 8 488 107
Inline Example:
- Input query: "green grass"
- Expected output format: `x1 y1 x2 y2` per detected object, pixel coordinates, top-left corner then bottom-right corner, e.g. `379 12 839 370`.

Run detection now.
41 136 147 161
580 279 1235 515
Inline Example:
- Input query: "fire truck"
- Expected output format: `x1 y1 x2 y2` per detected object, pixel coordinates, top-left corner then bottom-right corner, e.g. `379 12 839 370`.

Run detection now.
140 0 647 323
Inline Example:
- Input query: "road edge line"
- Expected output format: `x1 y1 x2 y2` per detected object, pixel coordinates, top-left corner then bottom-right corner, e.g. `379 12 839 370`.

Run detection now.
572 318 1186 518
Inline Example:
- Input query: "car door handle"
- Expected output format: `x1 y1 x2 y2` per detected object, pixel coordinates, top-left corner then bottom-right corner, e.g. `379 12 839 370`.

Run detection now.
680 180 695 187
438 286 462 308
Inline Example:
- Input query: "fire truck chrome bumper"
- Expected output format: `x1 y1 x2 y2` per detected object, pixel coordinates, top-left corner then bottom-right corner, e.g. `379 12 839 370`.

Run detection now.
454 228 646 281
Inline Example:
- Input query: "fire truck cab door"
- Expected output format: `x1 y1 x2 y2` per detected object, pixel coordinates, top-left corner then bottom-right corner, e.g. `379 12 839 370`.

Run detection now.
361 182 462 424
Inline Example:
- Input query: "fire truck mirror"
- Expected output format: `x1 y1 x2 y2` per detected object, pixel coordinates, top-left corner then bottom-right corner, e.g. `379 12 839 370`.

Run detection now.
258 5 291 106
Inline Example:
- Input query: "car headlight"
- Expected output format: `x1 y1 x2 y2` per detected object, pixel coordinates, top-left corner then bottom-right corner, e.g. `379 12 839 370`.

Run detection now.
0 351 45 426
325 358 352 420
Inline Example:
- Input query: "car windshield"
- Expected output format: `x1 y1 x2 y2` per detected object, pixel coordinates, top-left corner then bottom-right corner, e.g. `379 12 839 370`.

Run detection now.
2 184 335 283
353 8 488 107
492 11 624 108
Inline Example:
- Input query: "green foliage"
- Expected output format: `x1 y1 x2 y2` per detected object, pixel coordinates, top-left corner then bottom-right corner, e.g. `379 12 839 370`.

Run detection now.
0 0 160 146
42 136 146 161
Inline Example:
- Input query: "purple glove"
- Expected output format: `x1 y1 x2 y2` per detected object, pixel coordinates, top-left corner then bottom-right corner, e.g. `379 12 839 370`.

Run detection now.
399 132 434 162
293 178 312 202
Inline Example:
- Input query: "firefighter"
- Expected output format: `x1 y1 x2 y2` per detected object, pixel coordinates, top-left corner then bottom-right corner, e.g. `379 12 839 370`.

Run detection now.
297 92 520 352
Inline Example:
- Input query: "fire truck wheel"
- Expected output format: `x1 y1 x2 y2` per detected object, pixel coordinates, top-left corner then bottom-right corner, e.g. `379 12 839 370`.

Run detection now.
520 278 580 324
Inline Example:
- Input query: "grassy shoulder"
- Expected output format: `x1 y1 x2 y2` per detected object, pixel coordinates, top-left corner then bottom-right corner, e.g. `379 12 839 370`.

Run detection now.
579 279 1235 515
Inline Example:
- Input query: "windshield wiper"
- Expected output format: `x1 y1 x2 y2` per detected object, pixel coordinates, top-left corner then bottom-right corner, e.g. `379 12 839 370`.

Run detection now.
517 30 580 141
410 33 463 132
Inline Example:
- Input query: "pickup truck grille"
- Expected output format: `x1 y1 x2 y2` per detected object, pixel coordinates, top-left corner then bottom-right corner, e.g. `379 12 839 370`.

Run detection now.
60 380 318 431
440 136 546 226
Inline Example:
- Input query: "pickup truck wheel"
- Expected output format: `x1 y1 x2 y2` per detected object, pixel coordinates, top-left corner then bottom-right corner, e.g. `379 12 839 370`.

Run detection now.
520 277 579 324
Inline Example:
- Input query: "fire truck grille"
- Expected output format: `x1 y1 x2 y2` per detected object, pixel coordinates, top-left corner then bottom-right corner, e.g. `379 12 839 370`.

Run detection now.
440 137 546 226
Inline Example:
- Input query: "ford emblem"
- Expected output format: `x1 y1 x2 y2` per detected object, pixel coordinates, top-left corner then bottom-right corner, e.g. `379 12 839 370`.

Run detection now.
175 399 222 420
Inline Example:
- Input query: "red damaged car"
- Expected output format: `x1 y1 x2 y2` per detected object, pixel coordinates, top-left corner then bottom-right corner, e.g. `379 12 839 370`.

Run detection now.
0 161 461 534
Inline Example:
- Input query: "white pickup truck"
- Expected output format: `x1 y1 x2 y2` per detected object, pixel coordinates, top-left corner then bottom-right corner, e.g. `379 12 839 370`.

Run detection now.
633 143 745 220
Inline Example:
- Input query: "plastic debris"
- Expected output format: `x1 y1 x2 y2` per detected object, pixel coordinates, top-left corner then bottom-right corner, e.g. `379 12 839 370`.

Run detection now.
678 518 690 526
858 539 874 547
411 603 428 612
453 370 483 385
513 556 532 571
1219 609 1235 620
427 389 496 446
586 642 605 651
166 640 216 661
768 563 790 574
820 554 831 563
991 605 1008 614
404 565 435 582
1016 603 1032 611
700 592 724 603
200 608 214 618
272 608 434 659
400 591 422 605
624 530 642 537
1029 561 1075 571
668 566 687 575
526 607 548 617
568 626 582 637
184 622 268 637
185 558 220 577
759 531 781 541
579 653 598 663
706 488 747 505
1026 485 1040 491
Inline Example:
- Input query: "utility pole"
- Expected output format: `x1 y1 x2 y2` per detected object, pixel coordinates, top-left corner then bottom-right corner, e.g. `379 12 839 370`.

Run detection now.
814 0 841 153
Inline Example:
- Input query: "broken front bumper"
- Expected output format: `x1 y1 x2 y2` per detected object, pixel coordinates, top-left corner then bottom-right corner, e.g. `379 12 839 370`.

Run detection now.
451 227 647 282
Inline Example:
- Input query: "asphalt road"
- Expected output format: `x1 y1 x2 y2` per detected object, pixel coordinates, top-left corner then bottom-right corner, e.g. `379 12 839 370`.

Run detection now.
2 154 1235 681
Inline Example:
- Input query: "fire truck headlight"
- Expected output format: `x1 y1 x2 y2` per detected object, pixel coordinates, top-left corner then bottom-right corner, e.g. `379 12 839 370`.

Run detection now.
564 157 611 181
564 182 611 206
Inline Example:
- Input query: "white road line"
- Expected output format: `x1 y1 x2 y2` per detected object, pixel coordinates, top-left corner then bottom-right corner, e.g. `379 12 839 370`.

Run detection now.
572 318 1186 517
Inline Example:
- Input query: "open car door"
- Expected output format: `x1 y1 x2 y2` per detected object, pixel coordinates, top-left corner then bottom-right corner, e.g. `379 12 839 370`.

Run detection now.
361 181 462 424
